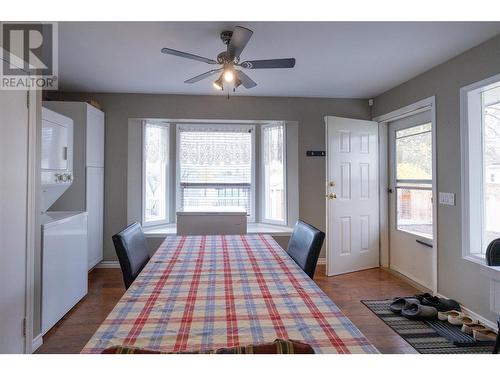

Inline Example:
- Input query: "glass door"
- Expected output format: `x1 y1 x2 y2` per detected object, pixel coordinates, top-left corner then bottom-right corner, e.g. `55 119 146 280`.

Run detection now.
389 110 434 289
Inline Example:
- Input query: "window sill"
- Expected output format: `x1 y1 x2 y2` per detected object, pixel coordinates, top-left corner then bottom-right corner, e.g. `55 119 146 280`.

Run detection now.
143 222 294 238
463 254 487 266
480 263 500 279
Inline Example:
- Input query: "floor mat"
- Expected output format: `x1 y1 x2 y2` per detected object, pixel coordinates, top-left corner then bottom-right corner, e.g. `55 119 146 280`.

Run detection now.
361 299 495 354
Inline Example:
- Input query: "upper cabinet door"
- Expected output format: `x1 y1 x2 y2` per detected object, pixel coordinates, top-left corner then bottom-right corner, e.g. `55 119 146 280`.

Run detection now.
86 105 105 167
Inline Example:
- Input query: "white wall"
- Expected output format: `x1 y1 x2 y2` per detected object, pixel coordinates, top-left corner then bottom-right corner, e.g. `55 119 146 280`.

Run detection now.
0 90 29 353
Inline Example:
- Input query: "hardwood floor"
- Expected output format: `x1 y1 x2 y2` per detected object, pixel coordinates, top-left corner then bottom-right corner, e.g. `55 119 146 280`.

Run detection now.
35 264 420 354
314 266 420 353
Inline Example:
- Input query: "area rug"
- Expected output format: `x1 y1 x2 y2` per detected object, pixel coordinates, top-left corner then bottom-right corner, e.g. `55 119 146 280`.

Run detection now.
361 299 495 354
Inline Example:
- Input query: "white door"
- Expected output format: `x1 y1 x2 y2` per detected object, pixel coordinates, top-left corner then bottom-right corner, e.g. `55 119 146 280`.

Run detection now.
388 111 434 289
86 166 104 269
325 116 379 276
0 90 29 353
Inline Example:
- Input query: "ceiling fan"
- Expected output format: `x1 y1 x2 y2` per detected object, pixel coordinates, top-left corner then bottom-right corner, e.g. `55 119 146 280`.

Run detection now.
161 26 296 92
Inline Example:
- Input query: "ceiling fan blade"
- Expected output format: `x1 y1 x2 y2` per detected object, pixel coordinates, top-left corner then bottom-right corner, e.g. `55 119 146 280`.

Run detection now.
161 47 217 65
184 69 222 84
236 70 257 89
227 26 253 59
240 58 296 69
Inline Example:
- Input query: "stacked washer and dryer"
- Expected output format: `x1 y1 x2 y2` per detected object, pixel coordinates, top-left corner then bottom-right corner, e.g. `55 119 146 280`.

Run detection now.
40 102 105 335
40 107 88 334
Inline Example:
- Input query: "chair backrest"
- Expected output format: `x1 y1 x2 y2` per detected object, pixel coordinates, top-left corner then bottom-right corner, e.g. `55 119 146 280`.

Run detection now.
287 220 325 279
112 222 150 289
486 238 500 266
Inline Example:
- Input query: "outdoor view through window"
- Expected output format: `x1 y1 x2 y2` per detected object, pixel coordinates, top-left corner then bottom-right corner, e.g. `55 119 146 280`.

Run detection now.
144 123 169 225
262 124 285 223
483 85 500 253
395 123 433 239
178 126 253 217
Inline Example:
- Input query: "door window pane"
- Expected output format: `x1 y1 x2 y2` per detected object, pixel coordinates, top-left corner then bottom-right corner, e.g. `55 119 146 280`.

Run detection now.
143 123 169 224
395 123 433 239
396 123 432 180
262 124 286 223
396 188 433 238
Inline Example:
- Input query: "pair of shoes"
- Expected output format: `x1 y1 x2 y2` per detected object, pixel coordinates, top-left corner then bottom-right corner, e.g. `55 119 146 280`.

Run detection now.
438 310 477 325
462 322 486 335
473 329 498 341
450 313 476 326
461 322 497 341
417 293 461 312
390 297 437 320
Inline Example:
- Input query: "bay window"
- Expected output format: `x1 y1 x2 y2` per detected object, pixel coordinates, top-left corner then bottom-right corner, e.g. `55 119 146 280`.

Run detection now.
461 75 500 262
139 121 291 227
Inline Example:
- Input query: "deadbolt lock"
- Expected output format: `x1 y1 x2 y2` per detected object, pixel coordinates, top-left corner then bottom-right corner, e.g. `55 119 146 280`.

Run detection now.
328 181 336 187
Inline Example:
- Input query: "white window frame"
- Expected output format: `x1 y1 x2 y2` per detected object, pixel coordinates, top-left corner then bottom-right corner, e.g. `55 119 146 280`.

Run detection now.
175 123 256 222
461 73 500 265
141 121 170 227
261 122 288 225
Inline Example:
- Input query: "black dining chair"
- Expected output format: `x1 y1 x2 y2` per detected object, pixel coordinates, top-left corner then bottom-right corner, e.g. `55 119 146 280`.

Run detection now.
112 222 150 290
287 220 325 279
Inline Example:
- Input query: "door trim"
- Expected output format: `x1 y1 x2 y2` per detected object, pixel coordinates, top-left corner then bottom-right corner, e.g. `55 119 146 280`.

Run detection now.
373 96 438 294
25 89 39 353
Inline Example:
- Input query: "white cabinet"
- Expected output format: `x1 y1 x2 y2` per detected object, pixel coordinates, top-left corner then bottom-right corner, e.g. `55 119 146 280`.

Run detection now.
86 107 105 168
86 167 104 269
42 101 105 270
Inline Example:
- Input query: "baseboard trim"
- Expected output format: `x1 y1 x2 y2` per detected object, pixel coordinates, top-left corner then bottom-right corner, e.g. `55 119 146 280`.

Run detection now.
317 257 326 266
94 260 120 269
32 333 43 352
382 267 432 293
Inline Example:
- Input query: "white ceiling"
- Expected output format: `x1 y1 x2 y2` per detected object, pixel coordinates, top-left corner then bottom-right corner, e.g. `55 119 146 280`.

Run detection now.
58 22 500 98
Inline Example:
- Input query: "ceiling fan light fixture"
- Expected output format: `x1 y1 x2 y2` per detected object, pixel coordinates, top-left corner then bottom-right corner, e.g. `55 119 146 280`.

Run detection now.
213 76 224 91
233 76 242 89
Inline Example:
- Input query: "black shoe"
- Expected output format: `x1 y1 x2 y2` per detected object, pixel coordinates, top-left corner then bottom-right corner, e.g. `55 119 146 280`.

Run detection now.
420 295 461 312
414 293 433 302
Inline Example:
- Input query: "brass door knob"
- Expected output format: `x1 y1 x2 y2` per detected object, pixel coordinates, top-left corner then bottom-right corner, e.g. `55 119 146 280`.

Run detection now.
326 193 337 199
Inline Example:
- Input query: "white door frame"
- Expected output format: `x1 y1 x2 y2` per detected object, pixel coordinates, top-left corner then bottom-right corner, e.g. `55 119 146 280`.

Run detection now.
373 96 438 294
25 89 39 353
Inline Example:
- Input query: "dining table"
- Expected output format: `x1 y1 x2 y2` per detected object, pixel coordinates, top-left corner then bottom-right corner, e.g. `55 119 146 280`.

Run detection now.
82 234 377 354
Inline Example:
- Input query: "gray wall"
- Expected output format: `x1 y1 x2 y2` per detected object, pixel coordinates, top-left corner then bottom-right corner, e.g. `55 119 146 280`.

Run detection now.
45 92 371 261
373 34 500 322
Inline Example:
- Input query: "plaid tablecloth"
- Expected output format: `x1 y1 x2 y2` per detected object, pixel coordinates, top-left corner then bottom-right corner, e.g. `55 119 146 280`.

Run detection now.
82 234 377 354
